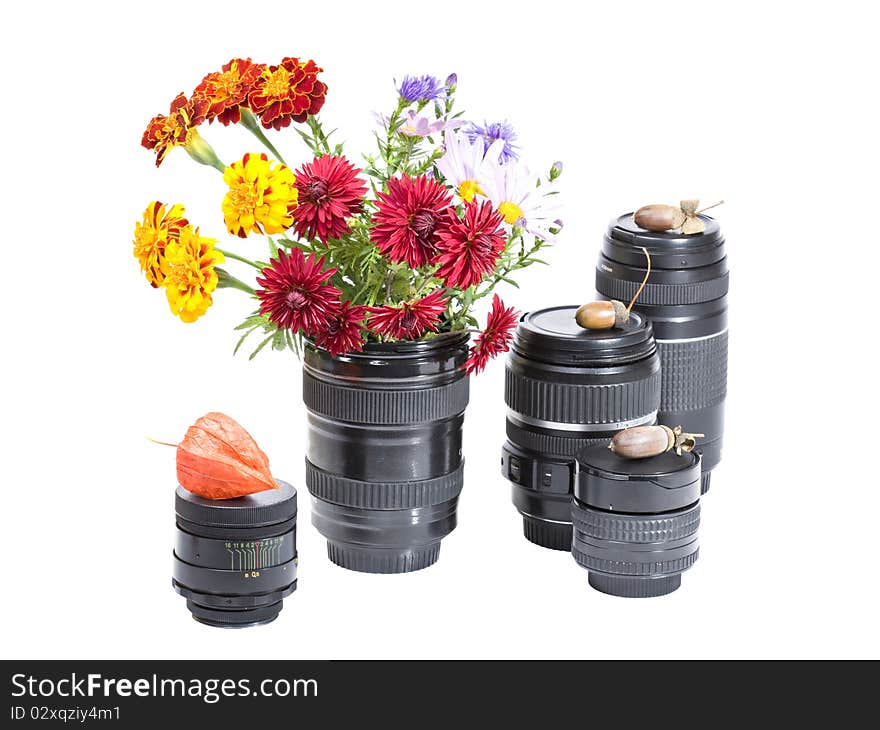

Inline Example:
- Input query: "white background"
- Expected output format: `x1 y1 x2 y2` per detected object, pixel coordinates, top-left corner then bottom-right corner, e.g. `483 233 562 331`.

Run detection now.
2 0 877 659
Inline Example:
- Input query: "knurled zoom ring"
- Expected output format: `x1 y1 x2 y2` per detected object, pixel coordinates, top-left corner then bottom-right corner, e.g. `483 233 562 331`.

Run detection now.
505 420 613 458
303 371 469 425
573 549 699 576
306 460 464 510
596 269 729 305
658 332 728 411
505 368 660 424
572 503 700 543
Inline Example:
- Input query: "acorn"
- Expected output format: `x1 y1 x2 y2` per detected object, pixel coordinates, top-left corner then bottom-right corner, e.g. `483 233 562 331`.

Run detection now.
576 247 651 331
634 199 723 235
575 300 628 329
609 425 705 459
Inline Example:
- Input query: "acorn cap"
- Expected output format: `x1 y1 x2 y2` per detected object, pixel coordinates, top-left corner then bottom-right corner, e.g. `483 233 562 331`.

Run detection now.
611 300 628 326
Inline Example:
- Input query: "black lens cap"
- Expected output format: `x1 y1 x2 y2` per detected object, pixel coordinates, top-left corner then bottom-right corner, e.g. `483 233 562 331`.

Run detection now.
175 481 297 529
603 212 726 269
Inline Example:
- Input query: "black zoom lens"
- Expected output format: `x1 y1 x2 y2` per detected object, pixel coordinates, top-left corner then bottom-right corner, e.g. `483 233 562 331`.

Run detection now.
573 447 701 597
596 213 729 493
172 482 298 627
304 334 469 573
501 306 661 550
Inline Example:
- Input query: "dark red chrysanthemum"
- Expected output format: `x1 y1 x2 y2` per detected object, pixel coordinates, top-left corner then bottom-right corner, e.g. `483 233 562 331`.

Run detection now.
293 155 367 243
313 300 369 357
249 57 327 130
371 175 454 268
255 248 341 335
193 57 264 126
368 290 448 341
434 200 507 289
465 294 519 374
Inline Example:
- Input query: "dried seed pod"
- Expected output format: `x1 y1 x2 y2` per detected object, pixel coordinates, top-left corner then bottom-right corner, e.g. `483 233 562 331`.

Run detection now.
609 424 705 459
575 247 651 331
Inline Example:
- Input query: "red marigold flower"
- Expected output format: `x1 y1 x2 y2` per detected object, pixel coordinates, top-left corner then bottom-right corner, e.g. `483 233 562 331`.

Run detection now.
435 200 507 289
141 93 208 167
371 175 454 268
368 290 448 341
194 57 264 126
293 155 367 243
255 248 341 335
465 294 519 374
314 300 369 357
249 57 327 130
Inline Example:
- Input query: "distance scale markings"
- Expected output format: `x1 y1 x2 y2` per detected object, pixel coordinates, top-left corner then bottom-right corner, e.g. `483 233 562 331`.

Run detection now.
225 535 286 573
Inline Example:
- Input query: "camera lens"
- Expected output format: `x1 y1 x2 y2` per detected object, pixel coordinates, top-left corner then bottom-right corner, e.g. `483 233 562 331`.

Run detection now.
304 334 468 573
501 306 661 550
572 446 700 597
596 213 728 493
172 481 298 627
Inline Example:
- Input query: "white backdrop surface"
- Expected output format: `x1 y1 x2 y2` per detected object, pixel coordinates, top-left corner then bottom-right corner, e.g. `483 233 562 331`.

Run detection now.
1 0 877 659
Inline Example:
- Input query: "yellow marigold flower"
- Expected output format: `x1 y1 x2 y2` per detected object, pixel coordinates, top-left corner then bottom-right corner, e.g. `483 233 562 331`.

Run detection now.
163 225 225 323
222 152 298 238
133 201 188 288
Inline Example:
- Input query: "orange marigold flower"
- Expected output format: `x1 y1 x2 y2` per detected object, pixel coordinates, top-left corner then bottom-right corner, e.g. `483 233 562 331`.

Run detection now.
194 57 264 126
249 57 327 130
164 225 225 323
222 153 298 238
141 93 208 167
133 201 189 287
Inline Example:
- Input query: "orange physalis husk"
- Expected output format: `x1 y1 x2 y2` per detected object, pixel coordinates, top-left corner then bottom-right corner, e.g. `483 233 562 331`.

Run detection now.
176 412 277 500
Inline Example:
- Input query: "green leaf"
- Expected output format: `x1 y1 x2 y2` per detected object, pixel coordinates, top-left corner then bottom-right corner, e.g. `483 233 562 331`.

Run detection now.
249 333 275 360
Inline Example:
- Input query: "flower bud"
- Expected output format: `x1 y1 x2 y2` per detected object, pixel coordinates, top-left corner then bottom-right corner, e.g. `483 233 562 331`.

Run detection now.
550 161 563 181
445 73 458 91
183 129 224 171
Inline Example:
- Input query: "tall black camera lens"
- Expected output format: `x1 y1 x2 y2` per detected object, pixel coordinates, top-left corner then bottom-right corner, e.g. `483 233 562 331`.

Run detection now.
172 482 298 627
573 447 701 597
596 213 728 493
501 306 661 550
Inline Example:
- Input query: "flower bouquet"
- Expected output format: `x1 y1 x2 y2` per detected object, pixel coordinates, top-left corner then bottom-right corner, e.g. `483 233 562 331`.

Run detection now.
135 57 563 572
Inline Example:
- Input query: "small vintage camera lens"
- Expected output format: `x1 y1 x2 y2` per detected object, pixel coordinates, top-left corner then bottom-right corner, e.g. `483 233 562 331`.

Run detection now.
172 481 298 627
572 446 701 597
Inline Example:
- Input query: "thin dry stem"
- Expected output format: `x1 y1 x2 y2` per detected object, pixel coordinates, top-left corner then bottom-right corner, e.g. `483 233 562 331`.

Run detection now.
626 247 651 316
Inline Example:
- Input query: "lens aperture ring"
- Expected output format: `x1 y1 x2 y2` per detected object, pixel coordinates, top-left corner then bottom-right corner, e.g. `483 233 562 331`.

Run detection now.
505 368 660 425
572 547 699 576
306 460 463 509
303 371 469 425
657 332 728 411
573 504 700 543
596 268 729 305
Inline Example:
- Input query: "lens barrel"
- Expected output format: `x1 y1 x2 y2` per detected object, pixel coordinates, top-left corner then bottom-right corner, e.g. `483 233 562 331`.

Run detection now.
502 306 661 550
304 333 469 573
172 481 298 627
572 447 700 597
596 213 728 493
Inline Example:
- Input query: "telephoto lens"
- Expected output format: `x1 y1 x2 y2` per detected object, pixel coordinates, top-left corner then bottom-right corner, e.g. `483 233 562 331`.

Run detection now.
501 306 661 550
572 446 701 597
595 213 728 493
304 334 468 573
172 481 298 627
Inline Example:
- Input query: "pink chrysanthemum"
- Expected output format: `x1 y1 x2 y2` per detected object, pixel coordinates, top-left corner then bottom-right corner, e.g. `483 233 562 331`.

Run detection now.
368 290 448 341
313 300 369 357
371 175 453 267
434 200 507 289
465 294 519 374
255 248 340 335
293 155 367 243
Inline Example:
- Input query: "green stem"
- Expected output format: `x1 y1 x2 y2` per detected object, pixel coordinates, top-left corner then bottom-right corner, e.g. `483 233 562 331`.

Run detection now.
217 248 262 270
216 268 255 295
239 108 288 165
307 116 331 155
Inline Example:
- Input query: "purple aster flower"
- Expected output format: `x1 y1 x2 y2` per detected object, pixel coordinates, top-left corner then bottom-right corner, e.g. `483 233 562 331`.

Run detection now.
396 74 446 103
466 120 519 163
